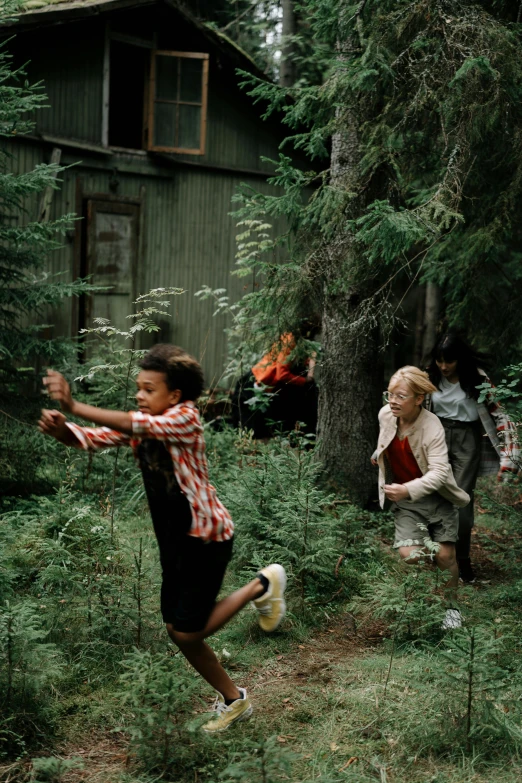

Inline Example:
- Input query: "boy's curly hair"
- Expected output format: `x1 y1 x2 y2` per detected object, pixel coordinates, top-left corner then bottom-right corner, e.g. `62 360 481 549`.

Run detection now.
139 344 204 401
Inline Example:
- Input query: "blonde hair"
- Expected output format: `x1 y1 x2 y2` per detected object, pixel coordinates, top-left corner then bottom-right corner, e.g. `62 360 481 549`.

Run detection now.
388 366 437 397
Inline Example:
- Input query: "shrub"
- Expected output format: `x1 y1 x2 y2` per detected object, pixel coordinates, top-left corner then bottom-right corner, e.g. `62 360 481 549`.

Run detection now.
220 435 345 609
0 601 64 757
118 648 203 772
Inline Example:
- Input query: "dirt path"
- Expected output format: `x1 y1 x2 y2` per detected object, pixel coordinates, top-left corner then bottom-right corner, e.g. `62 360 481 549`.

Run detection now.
0 613 382 783
2 515 517 783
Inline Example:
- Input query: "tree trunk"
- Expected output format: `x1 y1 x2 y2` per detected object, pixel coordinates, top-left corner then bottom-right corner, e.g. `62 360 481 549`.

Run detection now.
421 282 441 365
413 284 426 367
279 0 296 87
317 112 382 506
318 296 382 505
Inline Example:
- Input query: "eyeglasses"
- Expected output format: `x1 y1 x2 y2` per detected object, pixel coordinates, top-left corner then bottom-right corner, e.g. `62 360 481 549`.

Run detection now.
383 391 413 402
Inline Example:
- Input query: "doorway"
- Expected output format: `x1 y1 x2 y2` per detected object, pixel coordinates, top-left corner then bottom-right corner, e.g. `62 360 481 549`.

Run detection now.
80 195 141 337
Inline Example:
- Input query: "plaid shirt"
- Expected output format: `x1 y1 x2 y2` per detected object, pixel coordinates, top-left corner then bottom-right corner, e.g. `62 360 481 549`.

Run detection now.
66 402 234 543
426 371 520 481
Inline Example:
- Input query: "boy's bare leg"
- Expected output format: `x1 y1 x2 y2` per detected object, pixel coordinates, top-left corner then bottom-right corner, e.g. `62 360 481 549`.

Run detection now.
167 634 241 701
166 577 265 700
199 577 266 637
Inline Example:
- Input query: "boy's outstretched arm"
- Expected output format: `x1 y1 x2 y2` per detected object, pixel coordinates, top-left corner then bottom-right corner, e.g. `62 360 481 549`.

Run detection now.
43 370 133 434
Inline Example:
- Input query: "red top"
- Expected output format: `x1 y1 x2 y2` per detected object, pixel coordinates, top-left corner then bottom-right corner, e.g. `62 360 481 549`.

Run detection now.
386 435 423 484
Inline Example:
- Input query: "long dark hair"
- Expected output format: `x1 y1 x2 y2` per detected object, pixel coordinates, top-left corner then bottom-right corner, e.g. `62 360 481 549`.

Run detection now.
427 333 487 400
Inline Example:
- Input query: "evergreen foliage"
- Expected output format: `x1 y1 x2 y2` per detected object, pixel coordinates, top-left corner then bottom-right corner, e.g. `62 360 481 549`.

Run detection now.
30 756 84 783
74 287 184 410
225 0 522 378
214 735 338 783
198 1 327 83
216 432 347 607
0 0 99 501
350 567 448 642
0 8 93 385
439 625 522 751
118 648 203 771
1 410 522 777
0 600 64 757
204 1 282 76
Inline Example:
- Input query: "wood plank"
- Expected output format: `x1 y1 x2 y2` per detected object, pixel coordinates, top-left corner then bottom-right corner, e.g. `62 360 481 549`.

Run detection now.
101 21 110 147
200 56 209 155
71 175 83 339
39 133 113 155
147 47 156 150
38 146 62 222
111 32 154 49
155 51 210 59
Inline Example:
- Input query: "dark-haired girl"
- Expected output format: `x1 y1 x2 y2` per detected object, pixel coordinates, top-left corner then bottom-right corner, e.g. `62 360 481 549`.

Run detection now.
427 333 519 582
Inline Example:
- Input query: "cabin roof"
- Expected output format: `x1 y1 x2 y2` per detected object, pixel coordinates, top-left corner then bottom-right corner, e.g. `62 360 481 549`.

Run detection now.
2 0 266 79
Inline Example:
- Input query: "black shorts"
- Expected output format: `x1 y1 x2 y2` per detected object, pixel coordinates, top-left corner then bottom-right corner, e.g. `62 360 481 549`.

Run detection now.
159 534 234 633
147 484 233 633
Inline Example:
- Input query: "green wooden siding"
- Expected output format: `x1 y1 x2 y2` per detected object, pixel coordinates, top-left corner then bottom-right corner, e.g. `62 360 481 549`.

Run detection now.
23 22 105 144
7 3 294 385
10 139 286 385
16 8 285 172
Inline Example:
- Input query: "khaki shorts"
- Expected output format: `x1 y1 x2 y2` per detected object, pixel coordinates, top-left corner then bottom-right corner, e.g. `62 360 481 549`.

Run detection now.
392 492 459 549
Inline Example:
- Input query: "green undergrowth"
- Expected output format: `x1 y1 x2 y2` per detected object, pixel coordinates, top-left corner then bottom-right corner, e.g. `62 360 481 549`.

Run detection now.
1 429 522 782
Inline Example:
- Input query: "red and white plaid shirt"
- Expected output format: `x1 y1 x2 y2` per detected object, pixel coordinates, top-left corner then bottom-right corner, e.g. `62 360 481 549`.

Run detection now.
66 402 234 543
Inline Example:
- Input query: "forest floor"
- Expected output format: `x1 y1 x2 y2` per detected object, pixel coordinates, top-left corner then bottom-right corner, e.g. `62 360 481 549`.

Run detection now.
5 513 520 783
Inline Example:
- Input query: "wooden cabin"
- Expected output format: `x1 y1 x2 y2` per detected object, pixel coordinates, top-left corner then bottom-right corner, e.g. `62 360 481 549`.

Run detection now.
3 0 288 386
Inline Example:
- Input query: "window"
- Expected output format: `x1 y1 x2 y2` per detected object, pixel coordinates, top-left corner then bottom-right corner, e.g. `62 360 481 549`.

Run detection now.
107 42 209 156
146 51 209 155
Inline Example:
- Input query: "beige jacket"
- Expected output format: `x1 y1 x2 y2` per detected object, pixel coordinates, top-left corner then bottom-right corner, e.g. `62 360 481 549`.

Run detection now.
375 405 470 509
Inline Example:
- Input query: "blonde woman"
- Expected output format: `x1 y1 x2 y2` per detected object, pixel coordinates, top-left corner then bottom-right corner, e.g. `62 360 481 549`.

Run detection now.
372 366 470 628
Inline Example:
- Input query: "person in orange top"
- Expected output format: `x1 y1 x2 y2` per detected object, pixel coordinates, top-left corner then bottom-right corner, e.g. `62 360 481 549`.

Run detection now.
232 330 318 438
252 333 311 389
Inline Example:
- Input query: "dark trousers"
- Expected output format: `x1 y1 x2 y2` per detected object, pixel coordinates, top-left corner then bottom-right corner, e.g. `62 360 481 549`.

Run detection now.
439 418 482 560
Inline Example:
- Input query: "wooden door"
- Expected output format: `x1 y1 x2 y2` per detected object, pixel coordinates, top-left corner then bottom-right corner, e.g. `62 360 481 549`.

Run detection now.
84 198 140 334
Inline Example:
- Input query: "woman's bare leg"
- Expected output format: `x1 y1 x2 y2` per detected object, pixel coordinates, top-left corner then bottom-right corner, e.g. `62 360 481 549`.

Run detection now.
435 542 459 599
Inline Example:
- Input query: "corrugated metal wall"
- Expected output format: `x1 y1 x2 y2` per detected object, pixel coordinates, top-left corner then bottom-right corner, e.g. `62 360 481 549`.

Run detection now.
7 7 295 386
18 9 287 173
10 139 287 386
24 22 105 144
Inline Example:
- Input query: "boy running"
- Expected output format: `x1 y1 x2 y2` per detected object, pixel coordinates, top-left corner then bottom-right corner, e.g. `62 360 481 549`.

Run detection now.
38 344 287 732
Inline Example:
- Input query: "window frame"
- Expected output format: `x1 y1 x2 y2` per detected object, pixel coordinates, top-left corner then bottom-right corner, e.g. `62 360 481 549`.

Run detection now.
146 50 209 156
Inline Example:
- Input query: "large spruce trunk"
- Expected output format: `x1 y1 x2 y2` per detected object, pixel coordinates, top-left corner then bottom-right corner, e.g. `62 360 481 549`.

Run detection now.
279 0 297 87
317 113 383 506
318 296 383 505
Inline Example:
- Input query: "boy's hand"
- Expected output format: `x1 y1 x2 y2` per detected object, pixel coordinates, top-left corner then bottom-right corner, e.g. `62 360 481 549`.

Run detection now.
38 409 69 441
43 370 75 413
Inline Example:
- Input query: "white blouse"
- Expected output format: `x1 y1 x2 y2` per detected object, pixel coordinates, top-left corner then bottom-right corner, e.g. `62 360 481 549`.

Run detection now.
431 376 479 422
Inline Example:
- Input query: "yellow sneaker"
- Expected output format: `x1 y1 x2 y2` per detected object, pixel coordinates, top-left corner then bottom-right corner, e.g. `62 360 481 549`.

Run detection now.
252 563 287 632
202 688 252 733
